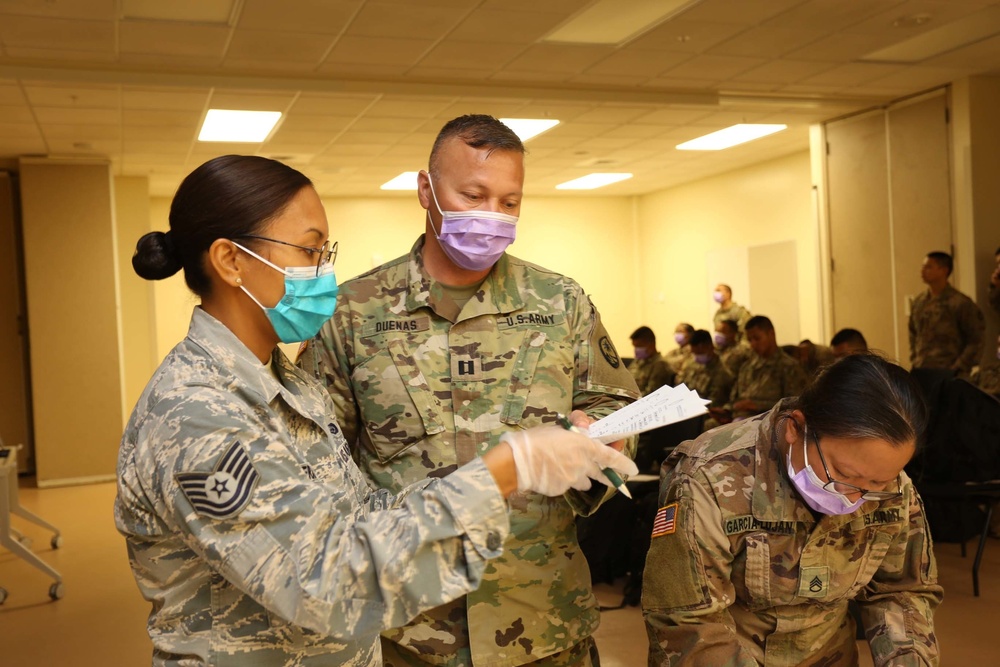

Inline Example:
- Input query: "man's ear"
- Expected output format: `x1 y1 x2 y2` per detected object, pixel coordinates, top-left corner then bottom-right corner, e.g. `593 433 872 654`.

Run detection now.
416 169 432 211
207 238 243 288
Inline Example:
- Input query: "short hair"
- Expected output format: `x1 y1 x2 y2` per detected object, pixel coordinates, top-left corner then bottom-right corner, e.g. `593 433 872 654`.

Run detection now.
717 318 738 334
676 322 695 335
831 328 868 349
796 353 927 450
926 251 953 276
745 315 774 332
689 329 712 346
717 284 732 296
631 325 655 342
429 115 525 175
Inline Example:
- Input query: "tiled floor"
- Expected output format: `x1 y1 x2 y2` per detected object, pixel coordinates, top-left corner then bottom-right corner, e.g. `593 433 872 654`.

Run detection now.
2 479 999 665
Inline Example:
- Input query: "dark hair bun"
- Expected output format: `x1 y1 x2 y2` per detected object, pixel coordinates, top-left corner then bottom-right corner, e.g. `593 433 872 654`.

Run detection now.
132 231 182 280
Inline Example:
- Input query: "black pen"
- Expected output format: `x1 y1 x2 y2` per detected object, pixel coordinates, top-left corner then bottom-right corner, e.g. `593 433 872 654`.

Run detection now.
556 413 632 499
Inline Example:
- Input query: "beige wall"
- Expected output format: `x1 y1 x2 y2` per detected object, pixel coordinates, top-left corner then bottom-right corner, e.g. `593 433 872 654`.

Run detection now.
635 150 820 349
114 176 157 413
952 76 1000 369
151 193 640 360
20 159 123 485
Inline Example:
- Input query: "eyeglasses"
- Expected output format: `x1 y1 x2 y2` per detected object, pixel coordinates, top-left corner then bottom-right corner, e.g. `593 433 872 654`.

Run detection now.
235 235 337 277
808 431 903 501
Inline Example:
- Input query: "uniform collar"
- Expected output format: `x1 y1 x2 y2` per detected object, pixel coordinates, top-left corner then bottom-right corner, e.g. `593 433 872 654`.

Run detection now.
404 234 525 323
186 308 326 419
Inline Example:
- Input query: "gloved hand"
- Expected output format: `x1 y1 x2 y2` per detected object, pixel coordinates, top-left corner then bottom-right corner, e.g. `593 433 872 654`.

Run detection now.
500 426 638 496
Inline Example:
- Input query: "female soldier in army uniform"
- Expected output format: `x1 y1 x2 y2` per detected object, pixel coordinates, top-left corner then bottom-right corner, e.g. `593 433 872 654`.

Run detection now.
116 155 636 667
642 353 942 666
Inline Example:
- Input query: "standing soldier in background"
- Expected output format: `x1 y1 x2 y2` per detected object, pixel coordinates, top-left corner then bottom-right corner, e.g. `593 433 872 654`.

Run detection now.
629 326 676 396
908 250 984 379
715 319 753 378
677 329 733 432
665 323 695 374
724 316 807 422
712 284 752 331
300 115 639 667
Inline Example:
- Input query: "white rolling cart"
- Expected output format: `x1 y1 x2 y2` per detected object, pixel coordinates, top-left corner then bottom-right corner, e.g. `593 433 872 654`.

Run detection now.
0 438 64 603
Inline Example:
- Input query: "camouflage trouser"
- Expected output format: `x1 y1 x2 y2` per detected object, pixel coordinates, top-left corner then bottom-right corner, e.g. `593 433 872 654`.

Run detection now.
382 636 600 667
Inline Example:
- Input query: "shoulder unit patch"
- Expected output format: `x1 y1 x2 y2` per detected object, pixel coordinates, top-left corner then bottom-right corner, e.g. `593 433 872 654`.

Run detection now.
176 441 260 520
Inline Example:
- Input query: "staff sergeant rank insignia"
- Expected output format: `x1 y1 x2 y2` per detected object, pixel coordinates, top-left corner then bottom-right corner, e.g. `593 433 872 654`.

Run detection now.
176 441 260 520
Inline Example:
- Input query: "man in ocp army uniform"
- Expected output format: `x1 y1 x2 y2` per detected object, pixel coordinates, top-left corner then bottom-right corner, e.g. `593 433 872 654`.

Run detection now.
299 115 639 667
724 315 807 422
908 251 984 379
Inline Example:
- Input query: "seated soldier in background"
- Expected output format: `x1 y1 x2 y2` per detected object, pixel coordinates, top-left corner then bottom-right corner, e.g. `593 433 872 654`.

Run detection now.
797 338 836 383
677 329 734 432
723 315 808 421
830 327 868 359
666 322 695 373
629 325 676 396
715 318 752 377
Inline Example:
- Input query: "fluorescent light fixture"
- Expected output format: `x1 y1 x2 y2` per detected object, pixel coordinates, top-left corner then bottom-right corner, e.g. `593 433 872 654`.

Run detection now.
556 173 633 190
380 171 420 191
676 124 787 151
499 118 560 142
198 109 282 142
543 0 703 46
861 5 1000 63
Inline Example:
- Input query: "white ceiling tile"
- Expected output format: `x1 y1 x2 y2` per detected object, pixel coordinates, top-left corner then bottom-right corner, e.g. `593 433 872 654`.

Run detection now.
0 16 115 52
728 59 836 84
600 124 679 140
45 138 120 154
634 108 715 124
4 45 117 61
799 62 905 86
237 0 362 33
925 33 1000 68
122 140 190 154
118 53 222 68
583 50 691 77
221 58 322 73
784 32 907 62
404 66 498 80
324 35 434 65
119 20 230 57
336 130 402 144
123 125 196 141
34 107 119 124
502 44 615 74
349 116 423 133
209 92 296 111
570 106 656 124
122 109 203 126
837 0 990 36
0 0 115 20
321 143 390 157
660 54 768 80
23 84 119 108
568 73 653 87
860 65 968 89
487 70 575 83
0 105 33 122
290 93 378 116
0 85 26 105
226 29 334 62
364 97 455 119
678 0 807 25
628 19 751 52
707 27 828 58
122 89 210 111
449 8 567 44
416 41 526 71
0 122 42 138
278 115 356 132
42 124 122 141
762 0 905 31
120 0 234 23
345 2 467 40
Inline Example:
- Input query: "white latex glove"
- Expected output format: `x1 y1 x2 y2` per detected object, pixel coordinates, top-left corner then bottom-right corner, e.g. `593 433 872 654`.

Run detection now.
500 426 639 496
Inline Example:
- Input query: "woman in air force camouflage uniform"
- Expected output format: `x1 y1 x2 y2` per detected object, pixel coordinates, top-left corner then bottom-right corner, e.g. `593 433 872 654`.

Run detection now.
115 155 636 667
643 353 942 667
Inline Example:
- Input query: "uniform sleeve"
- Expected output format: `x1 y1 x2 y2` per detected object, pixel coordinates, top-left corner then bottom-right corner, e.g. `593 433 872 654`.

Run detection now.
711 367 734 408
565 294 641 516
298 294 361 448
954 298 985 374
642 466 758 667
136 387 509 641
736 306 752 331
649 360 677 393
856 486 943 666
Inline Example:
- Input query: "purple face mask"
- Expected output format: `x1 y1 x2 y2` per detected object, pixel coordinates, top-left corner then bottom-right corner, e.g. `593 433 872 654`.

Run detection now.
713 291 725 304
674 333 687 346
426 174 517 271
694 353 711 365
786 426 866 516
714 332 729 348
634 347 650 360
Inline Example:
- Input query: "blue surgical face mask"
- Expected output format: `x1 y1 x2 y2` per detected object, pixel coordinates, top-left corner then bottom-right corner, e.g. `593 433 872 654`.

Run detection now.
234 242 339 343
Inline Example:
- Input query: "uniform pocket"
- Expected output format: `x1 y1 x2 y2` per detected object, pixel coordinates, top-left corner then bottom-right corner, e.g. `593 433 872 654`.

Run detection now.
849 531 894 595
743 531 773 610
500 332 573 427
353 340 444 464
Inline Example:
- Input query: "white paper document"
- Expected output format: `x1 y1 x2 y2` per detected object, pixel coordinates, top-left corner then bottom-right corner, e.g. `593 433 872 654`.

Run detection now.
586 383 710 444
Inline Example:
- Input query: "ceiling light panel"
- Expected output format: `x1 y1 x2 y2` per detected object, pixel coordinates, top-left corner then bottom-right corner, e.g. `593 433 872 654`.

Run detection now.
499 118 560 141
380 171 420 190
542 0 704 46
676 124 787 150
198 109 282 142
556 173 634 190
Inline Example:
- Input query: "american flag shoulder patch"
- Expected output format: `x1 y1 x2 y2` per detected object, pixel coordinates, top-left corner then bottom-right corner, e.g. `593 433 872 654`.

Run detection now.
651 502 679 538
176 441 260 520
